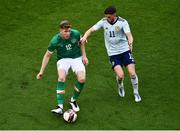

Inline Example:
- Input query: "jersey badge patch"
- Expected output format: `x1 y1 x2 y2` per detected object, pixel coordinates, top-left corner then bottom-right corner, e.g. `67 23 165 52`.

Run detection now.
71 39 77 43
115 26 120 31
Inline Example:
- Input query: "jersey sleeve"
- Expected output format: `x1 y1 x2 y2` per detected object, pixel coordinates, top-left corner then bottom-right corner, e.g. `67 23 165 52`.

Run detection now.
47 36 57 52
92 19 104 31
122 20 131 33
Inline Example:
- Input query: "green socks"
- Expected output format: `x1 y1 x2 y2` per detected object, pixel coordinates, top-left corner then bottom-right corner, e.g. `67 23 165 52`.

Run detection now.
72 81 85 100
56 82 65 105
56 81 85 104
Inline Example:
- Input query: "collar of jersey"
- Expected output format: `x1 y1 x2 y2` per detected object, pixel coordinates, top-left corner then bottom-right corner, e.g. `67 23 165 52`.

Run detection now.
107 16 119 25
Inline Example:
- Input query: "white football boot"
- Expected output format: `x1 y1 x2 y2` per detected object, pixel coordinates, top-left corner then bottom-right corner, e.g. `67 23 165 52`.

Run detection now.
134 93 141 102
69 98 80 112
51 106 63 114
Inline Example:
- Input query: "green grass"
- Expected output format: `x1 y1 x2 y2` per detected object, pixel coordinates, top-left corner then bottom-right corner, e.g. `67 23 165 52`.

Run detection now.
0 0 180 129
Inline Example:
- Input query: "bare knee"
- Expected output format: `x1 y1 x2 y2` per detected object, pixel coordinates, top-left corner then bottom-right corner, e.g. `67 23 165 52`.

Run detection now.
127 64 136 76
114 65 124 80
117 73 124 80
130 74 137 79
77 72 86 83
77 76 86 83
58 76 65 82
58 69 66 82
128 69 136 77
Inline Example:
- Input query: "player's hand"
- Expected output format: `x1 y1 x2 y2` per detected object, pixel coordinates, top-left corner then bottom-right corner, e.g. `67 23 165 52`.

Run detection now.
80 37 87 44
82 56 89 66
128 43 133 52
36 72 43 80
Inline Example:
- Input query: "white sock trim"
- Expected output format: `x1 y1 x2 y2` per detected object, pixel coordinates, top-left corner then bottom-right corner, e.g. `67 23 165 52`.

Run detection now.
58 104 63 109
71 97 76 102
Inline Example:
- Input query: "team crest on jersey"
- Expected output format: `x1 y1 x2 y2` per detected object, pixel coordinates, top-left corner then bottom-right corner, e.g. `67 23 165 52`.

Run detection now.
115 26 120 31
71 39 77 43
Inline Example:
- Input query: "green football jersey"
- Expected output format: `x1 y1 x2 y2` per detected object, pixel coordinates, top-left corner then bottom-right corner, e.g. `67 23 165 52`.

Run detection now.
48 29 81 60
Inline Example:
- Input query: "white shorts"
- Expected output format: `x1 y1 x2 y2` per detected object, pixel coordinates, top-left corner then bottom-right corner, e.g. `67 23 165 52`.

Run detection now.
57 57 86 75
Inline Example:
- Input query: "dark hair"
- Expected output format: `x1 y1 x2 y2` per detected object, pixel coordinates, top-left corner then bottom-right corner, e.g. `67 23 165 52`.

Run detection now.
59 20 71 29
104 6 116 14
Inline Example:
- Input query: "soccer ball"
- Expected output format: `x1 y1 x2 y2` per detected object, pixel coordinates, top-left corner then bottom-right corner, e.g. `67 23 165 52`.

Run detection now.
63 109 77 123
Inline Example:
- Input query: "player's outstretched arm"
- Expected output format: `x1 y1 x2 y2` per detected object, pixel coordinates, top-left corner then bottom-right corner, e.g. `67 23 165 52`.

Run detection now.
81 27 96 44
36 50 53 80
80 43 88 65
126 32 134 52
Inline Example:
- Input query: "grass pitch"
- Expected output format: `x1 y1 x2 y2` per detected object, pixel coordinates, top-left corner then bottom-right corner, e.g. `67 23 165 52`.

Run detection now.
0 0 179 129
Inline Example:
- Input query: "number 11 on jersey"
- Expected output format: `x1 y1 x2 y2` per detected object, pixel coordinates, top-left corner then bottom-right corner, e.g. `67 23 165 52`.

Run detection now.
109 31 115 37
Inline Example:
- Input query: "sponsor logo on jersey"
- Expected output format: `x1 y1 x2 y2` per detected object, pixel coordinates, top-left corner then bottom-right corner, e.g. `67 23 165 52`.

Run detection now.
115 26 120 31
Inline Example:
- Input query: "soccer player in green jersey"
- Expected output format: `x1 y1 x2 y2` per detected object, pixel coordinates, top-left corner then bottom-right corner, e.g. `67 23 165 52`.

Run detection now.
36 20 88 114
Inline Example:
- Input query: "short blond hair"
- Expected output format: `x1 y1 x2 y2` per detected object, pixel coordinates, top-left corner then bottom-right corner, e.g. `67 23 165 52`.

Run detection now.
59 20 71 29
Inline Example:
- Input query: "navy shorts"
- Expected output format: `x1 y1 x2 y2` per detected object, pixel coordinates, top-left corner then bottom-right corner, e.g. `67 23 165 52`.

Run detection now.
109 50 135 69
